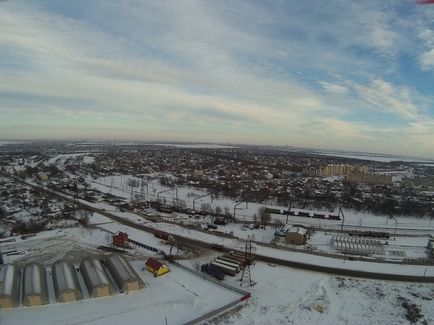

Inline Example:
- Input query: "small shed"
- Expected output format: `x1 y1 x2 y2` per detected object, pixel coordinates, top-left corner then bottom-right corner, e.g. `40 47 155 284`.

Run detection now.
112 232 129 248
79 258 113 298
0 264 19 309
22 263 48 306
105 255 143 292
52 260 83 303
283 225 307 245
145 258 169 277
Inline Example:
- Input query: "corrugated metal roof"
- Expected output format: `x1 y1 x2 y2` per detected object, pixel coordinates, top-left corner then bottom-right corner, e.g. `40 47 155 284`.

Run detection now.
283 224 307 235
80 259 110 288
23 263 44 296
107 255 136 282
0 264 16 296
52 260 79 293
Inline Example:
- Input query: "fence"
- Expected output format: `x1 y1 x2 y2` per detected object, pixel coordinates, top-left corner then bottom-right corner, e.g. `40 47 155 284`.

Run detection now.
169 260 250 325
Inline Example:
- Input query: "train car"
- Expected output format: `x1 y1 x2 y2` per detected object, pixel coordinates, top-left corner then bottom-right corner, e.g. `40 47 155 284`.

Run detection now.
328 214 341 220
201 264 225 280
157 206 173 214
210 261 237 276
298 211 310 218
211 243 224 251
222 254 247 266
228 252 254 265
214 258 241 272
264 208 281 215
219 255 244 266
154 230 173 241
214 217 227 225
313 213 326 219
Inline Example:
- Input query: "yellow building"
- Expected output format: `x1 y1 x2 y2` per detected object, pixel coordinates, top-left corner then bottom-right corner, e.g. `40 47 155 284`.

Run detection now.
145 258 169 277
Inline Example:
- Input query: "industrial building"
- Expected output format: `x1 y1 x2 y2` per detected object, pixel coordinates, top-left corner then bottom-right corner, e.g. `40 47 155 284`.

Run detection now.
80 258 113 298
282 225 307 245
105 255 143 292
0 264 20 309
22 263 48 306
145 257 169 277
52 260 83 303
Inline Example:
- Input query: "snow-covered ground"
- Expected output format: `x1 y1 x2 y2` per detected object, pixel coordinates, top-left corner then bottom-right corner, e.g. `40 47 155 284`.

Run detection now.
88 174 434 233
218 262 434 324
0 261 242 325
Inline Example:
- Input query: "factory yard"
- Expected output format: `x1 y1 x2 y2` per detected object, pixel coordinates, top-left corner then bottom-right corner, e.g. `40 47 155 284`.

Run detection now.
2 227 434 325
0 261 242 325
0 228 245 325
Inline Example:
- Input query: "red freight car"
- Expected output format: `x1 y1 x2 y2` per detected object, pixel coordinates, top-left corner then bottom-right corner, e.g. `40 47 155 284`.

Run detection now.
154 230 173 241
112 231 129 248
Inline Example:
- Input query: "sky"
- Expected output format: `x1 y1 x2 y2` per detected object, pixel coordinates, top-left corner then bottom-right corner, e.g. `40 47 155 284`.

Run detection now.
0 1 434 158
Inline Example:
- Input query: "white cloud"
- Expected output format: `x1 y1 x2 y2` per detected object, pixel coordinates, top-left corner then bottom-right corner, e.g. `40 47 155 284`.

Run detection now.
352 79 419 120
319 81 348 95
421 49 434 69
0 1 433 158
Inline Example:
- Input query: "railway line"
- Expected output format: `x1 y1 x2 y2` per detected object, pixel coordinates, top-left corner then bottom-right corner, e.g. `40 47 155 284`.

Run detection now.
3 172 434 283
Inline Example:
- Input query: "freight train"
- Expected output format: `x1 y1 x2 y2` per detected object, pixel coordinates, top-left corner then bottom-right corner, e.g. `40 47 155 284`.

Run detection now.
269 208 342 221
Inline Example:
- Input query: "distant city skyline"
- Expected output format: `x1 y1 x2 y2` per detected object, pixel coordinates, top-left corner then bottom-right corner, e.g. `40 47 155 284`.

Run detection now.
0 1 434 158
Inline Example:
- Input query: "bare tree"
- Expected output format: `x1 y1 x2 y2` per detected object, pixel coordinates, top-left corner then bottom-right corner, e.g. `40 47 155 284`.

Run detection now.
201 203 212 212
258 207 271 229
215 206 222 215
252 213 258 226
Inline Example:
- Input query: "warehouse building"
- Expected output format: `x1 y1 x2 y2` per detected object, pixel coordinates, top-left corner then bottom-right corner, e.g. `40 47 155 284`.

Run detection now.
282 225 307 245
22 263 48 306
80 258 113 298
105 255 143 293
0 264 20 308
52 260 83 303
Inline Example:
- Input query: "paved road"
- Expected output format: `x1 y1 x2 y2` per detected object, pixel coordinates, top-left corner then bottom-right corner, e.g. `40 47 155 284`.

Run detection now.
3 173 434 283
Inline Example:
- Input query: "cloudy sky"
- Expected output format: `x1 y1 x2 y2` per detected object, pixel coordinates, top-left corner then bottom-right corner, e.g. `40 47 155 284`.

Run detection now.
1 1 434 158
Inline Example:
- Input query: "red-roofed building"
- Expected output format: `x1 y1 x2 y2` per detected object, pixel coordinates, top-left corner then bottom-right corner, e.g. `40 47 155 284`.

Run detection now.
145 258 169 277
112 232 128 248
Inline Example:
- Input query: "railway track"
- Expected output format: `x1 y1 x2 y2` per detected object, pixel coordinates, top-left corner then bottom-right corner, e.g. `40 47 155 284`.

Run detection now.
3 173 434 283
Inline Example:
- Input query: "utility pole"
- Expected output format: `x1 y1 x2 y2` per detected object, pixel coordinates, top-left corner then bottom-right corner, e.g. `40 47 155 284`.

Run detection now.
233 201 243 223
193 193 212 210
388 215 398 235
339 207 345 231
286 201 292 225
240 238 254 287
